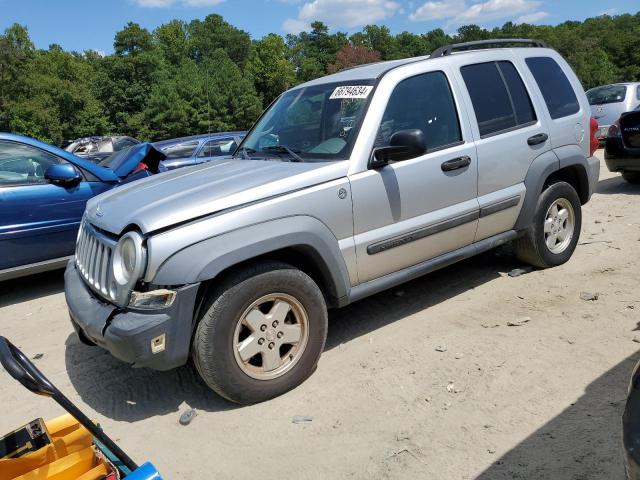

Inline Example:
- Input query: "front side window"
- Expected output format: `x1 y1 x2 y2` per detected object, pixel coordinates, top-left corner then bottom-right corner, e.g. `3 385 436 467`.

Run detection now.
162 141 199 159
197 138 237 158
526 56 580 119
0 141 63 186
375 71 462 151
238 79 376 161
461 61 536 137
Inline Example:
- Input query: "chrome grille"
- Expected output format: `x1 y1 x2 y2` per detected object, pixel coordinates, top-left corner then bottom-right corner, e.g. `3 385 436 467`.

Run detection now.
75 221 116 298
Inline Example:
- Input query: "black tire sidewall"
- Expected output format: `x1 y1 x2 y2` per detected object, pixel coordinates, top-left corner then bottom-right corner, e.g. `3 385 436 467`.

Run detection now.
532 181 582 267
193 265 327 404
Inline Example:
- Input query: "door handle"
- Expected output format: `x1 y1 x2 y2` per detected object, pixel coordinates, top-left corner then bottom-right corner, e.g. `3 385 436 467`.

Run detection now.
527 133 548 146
441 156 471 172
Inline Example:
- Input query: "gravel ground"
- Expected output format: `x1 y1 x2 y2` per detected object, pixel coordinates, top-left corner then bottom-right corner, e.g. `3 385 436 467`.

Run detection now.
1 149 638 479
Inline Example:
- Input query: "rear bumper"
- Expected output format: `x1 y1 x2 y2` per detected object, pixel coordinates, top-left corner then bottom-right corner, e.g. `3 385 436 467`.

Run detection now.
64 261 199 370
605 137 640 172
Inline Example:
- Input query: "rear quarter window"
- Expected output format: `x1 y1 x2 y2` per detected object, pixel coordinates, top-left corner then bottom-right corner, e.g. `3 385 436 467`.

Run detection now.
525 56 580 119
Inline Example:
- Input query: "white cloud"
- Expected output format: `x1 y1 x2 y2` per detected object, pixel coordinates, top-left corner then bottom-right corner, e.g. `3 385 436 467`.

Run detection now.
409 0 465 21
283 0 401 33
410 0 545 26
516 10 548 23
133 0 224 7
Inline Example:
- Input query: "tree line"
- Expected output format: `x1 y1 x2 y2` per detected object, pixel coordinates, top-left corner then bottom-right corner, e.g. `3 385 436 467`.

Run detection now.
0 12 638 145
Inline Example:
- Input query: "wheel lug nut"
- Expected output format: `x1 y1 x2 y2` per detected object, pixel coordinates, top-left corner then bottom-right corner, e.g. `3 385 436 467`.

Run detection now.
277 331 283 339
272 320 278 327
268 342 275 350
258 338 265 345
260 325 267 331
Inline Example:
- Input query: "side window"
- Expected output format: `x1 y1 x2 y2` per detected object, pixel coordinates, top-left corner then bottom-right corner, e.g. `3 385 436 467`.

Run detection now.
525 56 580 119
375 71 462 151
0 141 63 186
637 85 640 101
197 138 237 158
161 141 199 159
461 61 536 137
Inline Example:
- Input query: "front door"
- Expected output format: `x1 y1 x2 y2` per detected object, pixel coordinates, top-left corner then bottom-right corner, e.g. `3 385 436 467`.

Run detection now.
349 69 479 283
0 141 96 270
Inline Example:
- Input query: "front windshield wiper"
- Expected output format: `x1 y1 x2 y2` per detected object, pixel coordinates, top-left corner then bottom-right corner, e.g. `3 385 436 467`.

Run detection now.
262 145 304 163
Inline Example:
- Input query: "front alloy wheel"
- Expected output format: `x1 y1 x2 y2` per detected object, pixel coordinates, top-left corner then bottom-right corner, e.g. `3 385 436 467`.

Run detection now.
192 261 328 404
233 293 309 380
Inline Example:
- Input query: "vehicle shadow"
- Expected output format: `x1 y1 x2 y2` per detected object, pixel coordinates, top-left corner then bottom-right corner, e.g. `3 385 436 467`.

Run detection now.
474 351 637 479
65 246 520 422
0 269 65 308
64 334 238 422
597 175 640 195
325 247 517 350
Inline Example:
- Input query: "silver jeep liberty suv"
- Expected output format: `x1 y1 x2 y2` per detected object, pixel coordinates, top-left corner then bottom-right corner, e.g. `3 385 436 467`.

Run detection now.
65 39 600 404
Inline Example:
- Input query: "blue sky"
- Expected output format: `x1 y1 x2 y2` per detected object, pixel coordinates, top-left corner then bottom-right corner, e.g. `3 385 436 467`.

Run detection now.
1 0 638 54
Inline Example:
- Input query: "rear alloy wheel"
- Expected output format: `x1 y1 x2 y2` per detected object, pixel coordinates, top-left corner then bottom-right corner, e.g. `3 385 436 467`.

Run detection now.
543 198 575 255
192 261 327 404
514 181 582 268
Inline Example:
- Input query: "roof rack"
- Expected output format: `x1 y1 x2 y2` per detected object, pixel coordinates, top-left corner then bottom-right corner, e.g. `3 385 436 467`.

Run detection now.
430 38 547 58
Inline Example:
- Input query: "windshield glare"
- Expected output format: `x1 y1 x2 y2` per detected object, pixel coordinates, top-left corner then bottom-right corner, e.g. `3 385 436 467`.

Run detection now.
238 80 375 161
587 85 627 105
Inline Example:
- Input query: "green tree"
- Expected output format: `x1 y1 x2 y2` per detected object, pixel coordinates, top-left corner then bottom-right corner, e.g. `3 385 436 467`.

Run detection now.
0 24 34 131
247 34 295 104
114 22 153 56
286 21 348 82
144 50 262 140
188 14 252 68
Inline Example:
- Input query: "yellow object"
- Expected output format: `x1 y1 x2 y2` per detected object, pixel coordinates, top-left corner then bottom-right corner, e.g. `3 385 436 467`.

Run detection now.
0 414 113 480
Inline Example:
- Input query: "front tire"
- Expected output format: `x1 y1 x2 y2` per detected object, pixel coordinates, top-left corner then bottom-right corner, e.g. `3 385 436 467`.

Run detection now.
514 181 582 268
192 261 328 404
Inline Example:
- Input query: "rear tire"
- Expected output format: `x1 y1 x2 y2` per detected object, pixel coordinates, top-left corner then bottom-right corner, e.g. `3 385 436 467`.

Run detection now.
192 261 327 405
622 172 640 185
514 181 581 269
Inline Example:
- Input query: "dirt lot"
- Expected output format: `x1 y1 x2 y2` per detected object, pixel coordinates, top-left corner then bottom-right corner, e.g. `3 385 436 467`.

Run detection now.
1 149 639 479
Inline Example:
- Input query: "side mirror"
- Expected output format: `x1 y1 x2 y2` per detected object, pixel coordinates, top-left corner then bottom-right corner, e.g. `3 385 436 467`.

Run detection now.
369 129 427 169
44 164 82 186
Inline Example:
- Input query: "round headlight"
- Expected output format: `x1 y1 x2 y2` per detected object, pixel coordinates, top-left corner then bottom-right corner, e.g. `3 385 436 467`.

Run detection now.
112 231 146 287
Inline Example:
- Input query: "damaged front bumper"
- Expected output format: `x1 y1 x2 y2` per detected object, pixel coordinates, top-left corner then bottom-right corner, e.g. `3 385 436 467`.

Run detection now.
64 261 199 370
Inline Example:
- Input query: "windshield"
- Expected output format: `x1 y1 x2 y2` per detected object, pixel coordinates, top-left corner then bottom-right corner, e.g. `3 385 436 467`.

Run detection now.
237 79 376 161
587 85 627 105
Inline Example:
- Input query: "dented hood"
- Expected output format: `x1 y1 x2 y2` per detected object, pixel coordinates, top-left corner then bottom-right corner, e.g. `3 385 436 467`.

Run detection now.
85 158 348 235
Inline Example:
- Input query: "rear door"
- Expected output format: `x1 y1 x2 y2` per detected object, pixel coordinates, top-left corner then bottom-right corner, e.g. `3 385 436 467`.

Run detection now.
0 141 99 270
453 54 549 241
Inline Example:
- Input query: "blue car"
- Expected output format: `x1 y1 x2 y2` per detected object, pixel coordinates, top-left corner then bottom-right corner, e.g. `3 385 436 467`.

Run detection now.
153 131 245 170
0 133 164 281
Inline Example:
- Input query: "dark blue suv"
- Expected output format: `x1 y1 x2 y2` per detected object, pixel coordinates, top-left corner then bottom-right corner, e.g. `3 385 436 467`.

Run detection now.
0 133 163 281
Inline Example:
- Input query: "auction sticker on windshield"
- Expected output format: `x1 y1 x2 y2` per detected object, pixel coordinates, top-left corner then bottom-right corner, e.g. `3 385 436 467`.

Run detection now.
330 85 373 99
